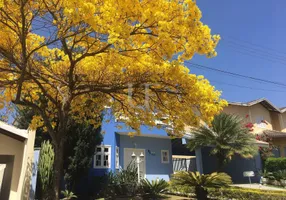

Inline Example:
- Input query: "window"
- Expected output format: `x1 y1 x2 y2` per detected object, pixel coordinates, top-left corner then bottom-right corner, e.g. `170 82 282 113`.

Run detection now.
256 116 266 128
161 150 170 164
273 146 281 158
182 138 187 145
116 146 119 169
94 145 111 168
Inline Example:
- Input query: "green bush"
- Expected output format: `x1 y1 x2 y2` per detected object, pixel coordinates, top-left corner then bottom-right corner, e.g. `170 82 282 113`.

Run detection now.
265 157 286 172
274 170 286 180
170 186 286 200
37 141 54 199
208 187 286 200
99 163 139 198
170 171 232 200
60 190 77 200
141 179 169 197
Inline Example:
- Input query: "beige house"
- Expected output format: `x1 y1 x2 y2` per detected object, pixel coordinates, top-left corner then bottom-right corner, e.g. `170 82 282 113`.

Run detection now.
223 98 286 157
0 121 36 200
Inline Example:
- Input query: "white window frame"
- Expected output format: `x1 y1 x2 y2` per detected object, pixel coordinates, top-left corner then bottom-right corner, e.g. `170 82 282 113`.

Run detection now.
94 145 111 169
256 116 266 128
115 146 120 169
161 150 170 164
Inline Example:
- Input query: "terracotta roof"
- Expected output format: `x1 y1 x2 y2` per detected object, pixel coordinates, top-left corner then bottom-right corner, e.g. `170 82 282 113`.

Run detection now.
261 130 286 138
228 98 285 113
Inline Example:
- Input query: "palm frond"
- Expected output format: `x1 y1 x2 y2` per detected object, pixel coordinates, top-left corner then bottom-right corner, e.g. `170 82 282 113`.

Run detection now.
141 179 169 196
188 113 258 166
171 171 232 188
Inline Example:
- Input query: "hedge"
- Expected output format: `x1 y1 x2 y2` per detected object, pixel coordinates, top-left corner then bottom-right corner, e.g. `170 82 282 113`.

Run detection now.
265 157 286 172
209 187 286 200
169 186 286 200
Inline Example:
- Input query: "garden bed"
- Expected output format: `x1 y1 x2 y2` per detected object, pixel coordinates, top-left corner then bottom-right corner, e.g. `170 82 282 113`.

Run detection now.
168 187 286 200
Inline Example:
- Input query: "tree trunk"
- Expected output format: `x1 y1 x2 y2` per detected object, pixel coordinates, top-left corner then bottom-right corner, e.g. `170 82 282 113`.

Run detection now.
217 152 227 172
195 186 208 200
217 156 224 172
52 142 64 200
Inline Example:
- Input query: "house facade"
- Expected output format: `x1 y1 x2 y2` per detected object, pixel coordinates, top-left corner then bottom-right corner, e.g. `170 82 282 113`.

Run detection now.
0 121 36 200
89 110 173 181
223 98 286 157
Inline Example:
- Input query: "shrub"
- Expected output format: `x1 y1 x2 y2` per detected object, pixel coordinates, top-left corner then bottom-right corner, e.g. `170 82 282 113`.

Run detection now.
141 179 169 197
259 169 275 179
37 141 54 199
274 170 286 181
169 186 286 200
60 190 77 200
171 171 232 200
265 157 286 172
100 163 139 198
208 187 286 200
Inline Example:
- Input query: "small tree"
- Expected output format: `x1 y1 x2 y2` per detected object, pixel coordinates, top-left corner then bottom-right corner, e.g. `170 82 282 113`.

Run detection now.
63 122 102 193
188 113 258 170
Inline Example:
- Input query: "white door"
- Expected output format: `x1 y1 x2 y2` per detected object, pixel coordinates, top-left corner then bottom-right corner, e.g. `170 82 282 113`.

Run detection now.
124 148 146 179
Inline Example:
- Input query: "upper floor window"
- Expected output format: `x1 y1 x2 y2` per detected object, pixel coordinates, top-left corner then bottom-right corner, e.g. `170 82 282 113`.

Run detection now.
161 150 170 164
94 145 111 168
256 116 266 128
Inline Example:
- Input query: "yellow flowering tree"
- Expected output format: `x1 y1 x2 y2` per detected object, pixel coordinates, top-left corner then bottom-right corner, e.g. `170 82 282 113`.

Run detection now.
0 0 226 198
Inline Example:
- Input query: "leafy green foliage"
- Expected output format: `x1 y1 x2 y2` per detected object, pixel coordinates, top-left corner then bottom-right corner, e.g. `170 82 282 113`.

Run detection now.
38 141 54 198
171 171 232 188
171 171 232 200
170 184 286 200
15 107 102 195
100 162 139 198
273 170 286 181
188 113 258 169
259 169 275 180
265 157 286 172
61 190 77 200
141 179 169 197
208 187 286 200
15 107 50 147
63 122 102 192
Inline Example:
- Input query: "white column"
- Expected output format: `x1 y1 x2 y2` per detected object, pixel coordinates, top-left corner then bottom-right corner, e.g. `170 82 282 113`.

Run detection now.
137 156 140 183
195 148 203 174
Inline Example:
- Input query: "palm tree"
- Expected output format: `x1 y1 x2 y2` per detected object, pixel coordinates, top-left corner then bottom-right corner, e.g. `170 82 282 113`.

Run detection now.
188 113 258 171
171 171 232 200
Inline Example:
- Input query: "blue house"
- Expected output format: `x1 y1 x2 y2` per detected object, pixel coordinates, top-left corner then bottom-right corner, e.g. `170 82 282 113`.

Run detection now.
89 110 173 181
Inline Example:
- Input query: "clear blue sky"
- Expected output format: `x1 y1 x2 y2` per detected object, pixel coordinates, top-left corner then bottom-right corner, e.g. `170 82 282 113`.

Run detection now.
187 0 286 108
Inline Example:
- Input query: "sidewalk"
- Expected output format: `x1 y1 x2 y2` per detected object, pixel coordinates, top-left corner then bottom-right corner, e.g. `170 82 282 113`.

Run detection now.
232 183 286 191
